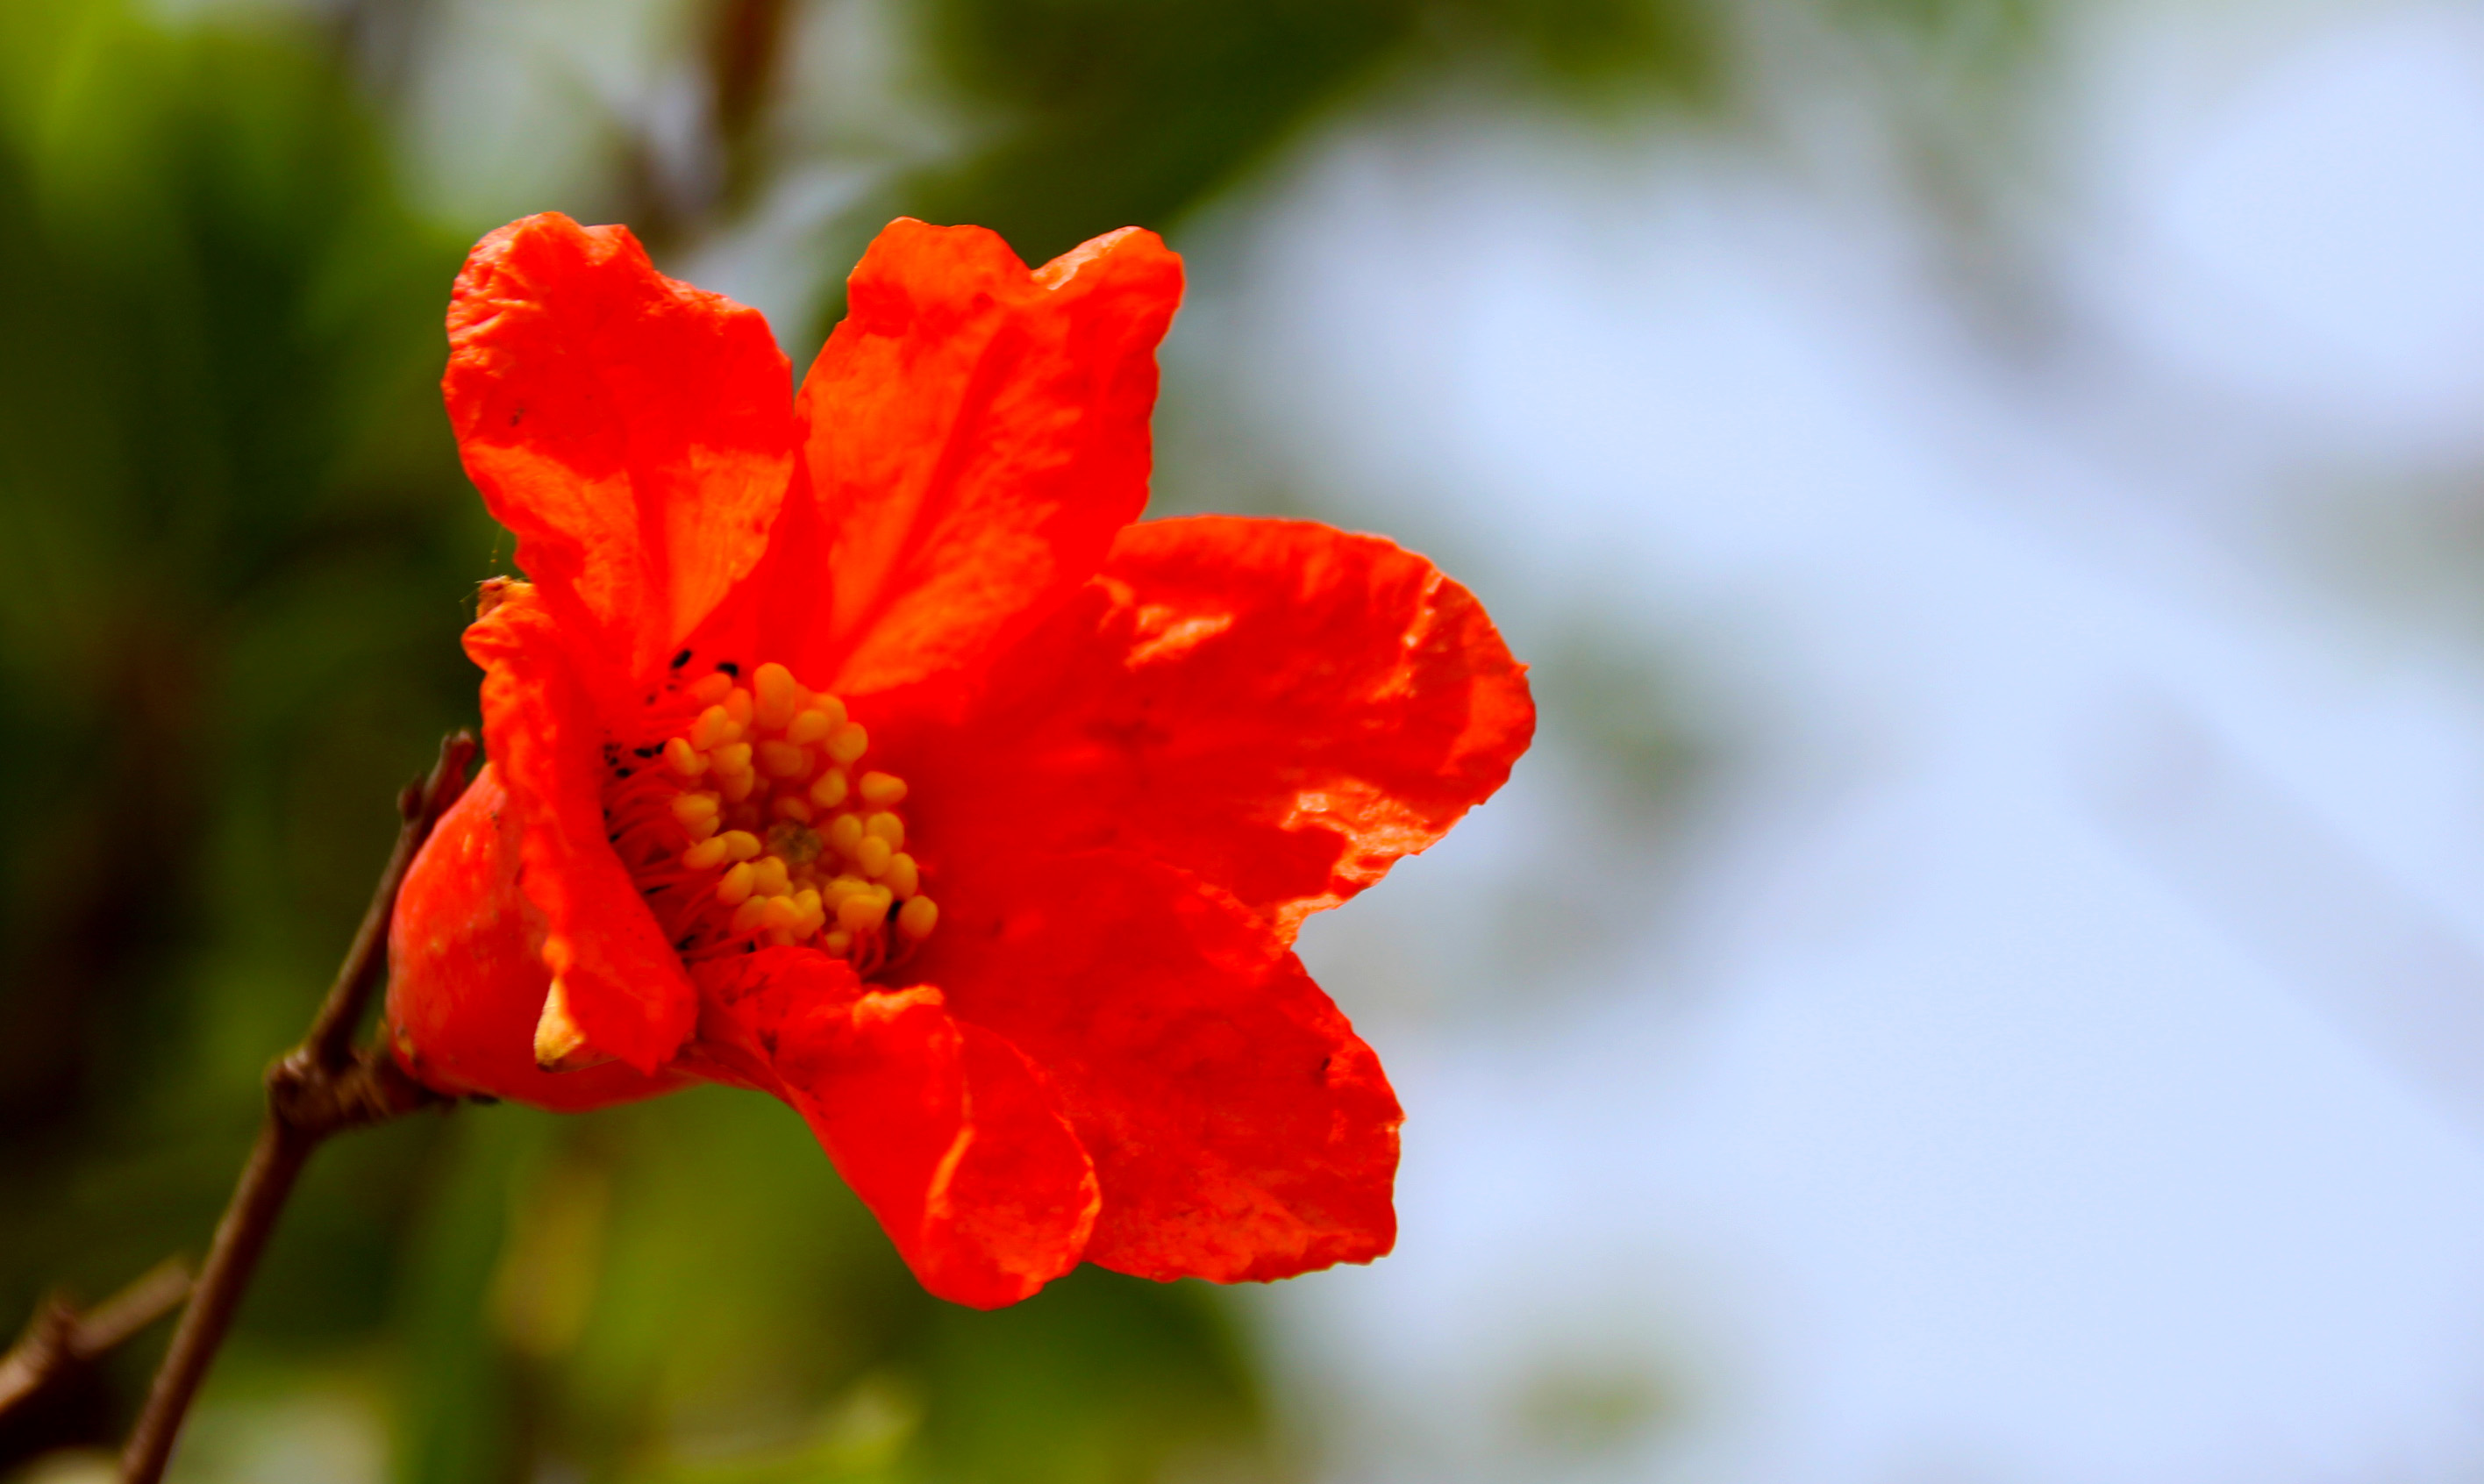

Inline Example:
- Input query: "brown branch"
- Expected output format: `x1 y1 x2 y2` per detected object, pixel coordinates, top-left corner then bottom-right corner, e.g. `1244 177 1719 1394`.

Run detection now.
0 1259 193 1433
118 731 477 1484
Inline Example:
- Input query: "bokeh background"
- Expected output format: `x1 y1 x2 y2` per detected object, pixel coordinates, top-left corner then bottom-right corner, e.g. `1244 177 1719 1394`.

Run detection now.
9 0 2484 1479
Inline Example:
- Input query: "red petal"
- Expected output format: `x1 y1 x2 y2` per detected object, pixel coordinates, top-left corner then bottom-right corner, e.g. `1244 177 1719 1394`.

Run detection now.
914 849 1401 1284
445 213 795 687
386 763 687 1111
689 951 1098 1308
758 218 1181 695
462 588 698 1074
892 517 1533 939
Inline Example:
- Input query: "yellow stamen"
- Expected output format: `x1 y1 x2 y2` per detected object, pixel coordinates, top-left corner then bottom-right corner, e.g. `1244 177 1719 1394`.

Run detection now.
753 662 799 730
897 896 939 940
836 892 886 934
756 740 810 779
689 705 739 751
635 662 934 964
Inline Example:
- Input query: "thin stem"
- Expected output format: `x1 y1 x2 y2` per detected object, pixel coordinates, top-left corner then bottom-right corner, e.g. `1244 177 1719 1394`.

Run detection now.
0 1259 193 1425
303 732 479 1070
119 731 476 1484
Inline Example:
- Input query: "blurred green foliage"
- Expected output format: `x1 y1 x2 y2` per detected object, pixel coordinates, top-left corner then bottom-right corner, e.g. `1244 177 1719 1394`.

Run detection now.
896 0 1718 270
0 2 1272 1478
0 0 2043 1477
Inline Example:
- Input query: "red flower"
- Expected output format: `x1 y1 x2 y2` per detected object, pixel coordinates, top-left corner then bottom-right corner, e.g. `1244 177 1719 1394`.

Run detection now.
384 211 1534 1309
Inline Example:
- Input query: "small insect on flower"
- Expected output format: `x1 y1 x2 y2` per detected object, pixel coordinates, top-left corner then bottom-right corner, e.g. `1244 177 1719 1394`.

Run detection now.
383 211 1534 1309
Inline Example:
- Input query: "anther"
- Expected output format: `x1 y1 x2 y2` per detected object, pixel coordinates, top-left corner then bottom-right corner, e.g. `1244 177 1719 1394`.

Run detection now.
756 740 810 779
664 738 707 777
859 772 908 807
883 853 919 899
863 812 904 850
772 796 814 824
731 896 770 935
826 722 868 765
689 705 739 751
718 831 763 862
689 673 733 706
809 769 848 809
671 793 720 831
753 662 799 731
787 707 836 745
897 896 939 940
716 862 756 906
682 836 731 870
836 892 887 934
749 856 790 898
760 895 802 932
825 813 864 855
723 687 753 727
711 741 753 775
853 835 893 878
823 929 853 956
718 771 757 803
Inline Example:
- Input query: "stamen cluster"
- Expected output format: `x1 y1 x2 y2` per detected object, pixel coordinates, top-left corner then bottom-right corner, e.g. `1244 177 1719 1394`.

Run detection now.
606 660 934 973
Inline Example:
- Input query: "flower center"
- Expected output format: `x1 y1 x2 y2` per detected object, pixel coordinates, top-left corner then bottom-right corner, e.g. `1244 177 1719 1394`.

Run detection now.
603 660 935 974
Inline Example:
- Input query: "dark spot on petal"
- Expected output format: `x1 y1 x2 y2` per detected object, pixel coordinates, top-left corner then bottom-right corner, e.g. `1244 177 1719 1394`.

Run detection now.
672 648 693 668
634 745 662 758
716 660 739 677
